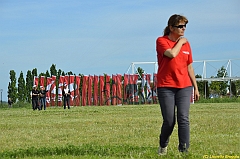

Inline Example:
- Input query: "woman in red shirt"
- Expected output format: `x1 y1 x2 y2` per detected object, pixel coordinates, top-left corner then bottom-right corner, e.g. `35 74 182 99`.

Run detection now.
156 14 200 155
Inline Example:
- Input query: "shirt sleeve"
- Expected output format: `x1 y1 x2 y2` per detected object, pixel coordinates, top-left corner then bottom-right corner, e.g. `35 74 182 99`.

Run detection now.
156 36 171 56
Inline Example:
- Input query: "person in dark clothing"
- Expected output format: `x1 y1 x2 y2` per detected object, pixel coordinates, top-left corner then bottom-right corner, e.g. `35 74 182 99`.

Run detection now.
32 85 40 110
62 84 70 109
8 97 13 108
39 86 48 110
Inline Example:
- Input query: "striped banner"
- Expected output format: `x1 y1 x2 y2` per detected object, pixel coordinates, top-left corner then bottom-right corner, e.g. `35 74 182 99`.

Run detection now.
75 76 81 106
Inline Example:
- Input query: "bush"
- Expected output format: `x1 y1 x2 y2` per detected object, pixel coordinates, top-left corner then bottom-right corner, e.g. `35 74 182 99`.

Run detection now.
197 97 240 103
0 101 34 109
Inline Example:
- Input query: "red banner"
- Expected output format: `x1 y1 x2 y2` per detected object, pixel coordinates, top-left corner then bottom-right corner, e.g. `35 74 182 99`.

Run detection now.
146 74 152 103
111 75 117 105
123 74 129 104
75 76 81 106
140 74 146 104
99 75 104 106
133 74 139 103
105 75 110 106
82 76 88 106
40 76 45 87
87 75 93 106
58 76 64 106
31 73 164 106
51 76 56 106
34 76 38 87
116 74 122 105
152 73 158 104
93 75 98 106
128 75 134 104
69 75 75 106
46 77 52 107
64 76 69 85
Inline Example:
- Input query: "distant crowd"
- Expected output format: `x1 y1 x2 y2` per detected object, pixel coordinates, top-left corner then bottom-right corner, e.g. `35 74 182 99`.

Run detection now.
31 83 70 110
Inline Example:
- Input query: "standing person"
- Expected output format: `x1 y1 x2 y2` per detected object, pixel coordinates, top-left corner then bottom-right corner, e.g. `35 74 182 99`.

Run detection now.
156 14 200 155
62 84 70 109
8 97 13 108
39 86 48 110
32 85 40 110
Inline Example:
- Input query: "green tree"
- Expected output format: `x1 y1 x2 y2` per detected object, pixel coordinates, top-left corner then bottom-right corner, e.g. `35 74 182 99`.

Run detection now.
55 69 64 106
230 80 236 96
45 70 50 77
39 72 46 77
8 70 18 102
26 70 33 103
209 80 221 95
235 80 240 96
196 74 204 94
217 66 228 77
136 67 144 75
209 66 229 96
18 71 26 102
230 80 240 97
136 67 144 80
217 66 228 95
196 74 209 98
57 69 62 78
32 68 37 77
66 71 73 75
50 64 57 76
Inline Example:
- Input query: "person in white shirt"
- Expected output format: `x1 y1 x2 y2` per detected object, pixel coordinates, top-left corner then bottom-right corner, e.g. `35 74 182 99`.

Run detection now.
62 84 70 109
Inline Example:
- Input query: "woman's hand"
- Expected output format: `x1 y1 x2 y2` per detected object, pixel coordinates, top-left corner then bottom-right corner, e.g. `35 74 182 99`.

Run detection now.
179 37 188 45
194 89 200 101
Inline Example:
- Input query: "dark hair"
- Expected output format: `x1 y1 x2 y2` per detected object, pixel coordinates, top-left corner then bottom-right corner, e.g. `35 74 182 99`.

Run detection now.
163 14 188 36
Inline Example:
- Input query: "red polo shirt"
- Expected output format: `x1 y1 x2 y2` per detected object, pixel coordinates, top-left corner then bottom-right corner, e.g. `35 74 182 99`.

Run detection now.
156 36 193 88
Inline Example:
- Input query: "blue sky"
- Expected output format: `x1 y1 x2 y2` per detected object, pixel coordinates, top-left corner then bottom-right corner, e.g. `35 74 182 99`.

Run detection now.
1 0 240 101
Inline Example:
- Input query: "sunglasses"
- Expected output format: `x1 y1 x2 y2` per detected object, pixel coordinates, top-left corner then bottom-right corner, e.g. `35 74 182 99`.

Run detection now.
172 24 186 28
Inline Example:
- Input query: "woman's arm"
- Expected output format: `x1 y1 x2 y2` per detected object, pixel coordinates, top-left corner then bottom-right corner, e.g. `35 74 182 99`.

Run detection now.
164 38 188 58
188 64 200 101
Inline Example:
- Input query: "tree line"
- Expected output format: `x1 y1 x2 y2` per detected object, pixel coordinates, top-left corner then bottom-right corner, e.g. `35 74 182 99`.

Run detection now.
8 65 240 104
8 64 78 103
194 66 240 98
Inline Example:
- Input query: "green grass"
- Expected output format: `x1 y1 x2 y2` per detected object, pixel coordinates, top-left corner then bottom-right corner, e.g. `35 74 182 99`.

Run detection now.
0 103 239 158
197 97 240 103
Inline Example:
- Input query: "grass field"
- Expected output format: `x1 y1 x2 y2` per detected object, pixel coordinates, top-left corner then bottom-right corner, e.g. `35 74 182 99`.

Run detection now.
0 103 239 159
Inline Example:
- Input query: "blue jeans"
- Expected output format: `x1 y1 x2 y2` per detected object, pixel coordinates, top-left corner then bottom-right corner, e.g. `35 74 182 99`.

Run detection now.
157 86 192 152
40 98 46 110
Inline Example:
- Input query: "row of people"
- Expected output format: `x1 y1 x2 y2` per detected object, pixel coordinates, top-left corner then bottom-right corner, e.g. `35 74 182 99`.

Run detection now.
31 84 70 110
31 85 48 110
